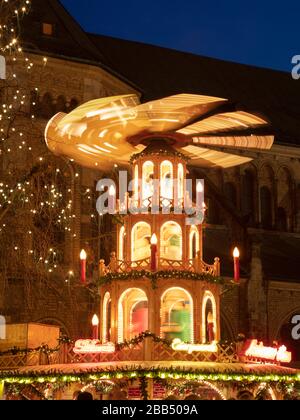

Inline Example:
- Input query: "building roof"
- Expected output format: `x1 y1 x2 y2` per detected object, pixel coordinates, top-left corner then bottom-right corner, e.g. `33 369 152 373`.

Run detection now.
1 361 298 378
89 33 300 147
21 0 105 62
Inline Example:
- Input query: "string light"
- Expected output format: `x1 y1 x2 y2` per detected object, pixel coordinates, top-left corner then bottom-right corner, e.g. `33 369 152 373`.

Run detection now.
0 1 79 277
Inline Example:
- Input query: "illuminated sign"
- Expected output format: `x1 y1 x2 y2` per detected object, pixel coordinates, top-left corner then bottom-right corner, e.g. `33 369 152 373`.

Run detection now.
171 338 218 354
242 340 292 364
73 339 115 354
0 56 5 79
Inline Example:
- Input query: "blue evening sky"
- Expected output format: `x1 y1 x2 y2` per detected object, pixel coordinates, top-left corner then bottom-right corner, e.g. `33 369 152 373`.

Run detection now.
61 0 300 72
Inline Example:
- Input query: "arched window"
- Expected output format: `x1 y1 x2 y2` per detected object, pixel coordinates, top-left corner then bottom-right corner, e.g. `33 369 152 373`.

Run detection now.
131 222 151 261
161 287 194 343
277 168 292 231
224 182 237 207
178 164 184 202
56 95 67 113
119 226 125 260
206 197 220 225
102 292 111 343
118 288 148 342
160 222 182 261
142 161 154 200
40 92 54 119
277 207 288 231
260 186 273 229
241 169 255 224
202 291 217 343
189 226 200 260
69 98 79 111
161 161 173 200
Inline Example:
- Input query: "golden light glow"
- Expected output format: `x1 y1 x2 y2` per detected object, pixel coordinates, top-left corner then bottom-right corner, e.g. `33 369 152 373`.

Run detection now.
118 288 148 343
202 291 217 344
131 222 151 261
197 181 204 193
109 185 116 196
80 249 87 260
171 338 218 354
161 287 194 344
44 94 274 170
151 234 158 246
233 247 240 258
92 314 99 327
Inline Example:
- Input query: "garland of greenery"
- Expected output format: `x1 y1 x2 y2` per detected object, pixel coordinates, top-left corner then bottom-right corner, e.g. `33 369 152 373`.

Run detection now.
130 150 189 165
139 377 149 401
116 331 171 351
98 270 226 290
1 366 299 385
0 344 59 357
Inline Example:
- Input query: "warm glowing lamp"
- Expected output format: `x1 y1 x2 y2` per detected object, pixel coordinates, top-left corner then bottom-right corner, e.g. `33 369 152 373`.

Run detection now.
108 185 116 214
233 247 240 283
80 249 87 284
207 312 215 343
92 314 99 340
151 234 158 245
150 234 158 272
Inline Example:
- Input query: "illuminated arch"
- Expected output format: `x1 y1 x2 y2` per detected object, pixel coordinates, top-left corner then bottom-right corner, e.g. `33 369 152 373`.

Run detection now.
161 287 194 343
202 291 217 343
161 160 173 199
118 288 148 343
255 383 277 400
131 222 151 261
102 292 112 343
119 226 125 261
160 221 182 261
181 381 226 400
189 226 200 260
142 161 154 200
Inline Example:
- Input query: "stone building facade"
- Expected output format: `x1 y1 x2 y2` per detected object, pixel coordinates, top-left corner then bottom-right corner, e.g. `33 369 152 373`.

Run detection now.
1 0 300 363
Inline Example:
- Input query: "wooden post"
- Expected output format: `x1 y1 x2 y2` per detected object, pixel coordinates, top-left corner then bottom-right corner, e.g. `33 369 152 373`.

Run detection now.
196 251 202 273
214 257 221 276
110 252 118 272
99 259 106 277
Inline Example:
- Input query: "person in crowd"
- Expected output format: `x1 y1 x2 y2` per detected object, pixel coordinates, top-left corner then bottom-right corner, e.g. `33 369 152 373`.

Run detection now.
76 392 93 400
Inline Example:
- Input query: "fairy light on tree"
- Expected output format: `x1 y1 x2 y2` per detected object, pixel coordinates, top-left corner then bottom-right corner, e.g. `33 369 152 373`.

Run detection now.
0 0 80 306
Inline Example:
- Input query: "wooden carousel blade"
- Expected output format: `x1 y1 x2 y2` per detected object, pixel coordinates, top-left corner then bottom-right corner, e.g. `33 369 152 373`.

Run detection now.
177 111 271 137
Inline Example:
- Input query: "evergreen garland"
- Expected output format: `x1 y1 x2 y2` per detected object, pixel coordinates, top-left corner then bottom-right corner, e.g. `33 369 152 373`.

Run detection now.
98 269 226 290
130 150 189 165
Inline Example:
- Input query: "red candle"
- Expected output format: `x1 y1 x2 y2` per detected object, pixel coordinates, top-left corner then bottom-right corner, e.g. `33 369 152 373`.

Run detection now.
233 247 240 283
80 249 87 284
92 314 99 340
150 234 158 272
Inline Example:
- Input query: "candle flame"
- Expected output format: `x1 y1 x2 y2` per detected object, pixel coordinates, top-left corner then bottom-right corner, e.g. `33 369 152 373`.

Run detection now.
233 247 240 258
197 181 204 193
151 234 158 245
92 314 99 326
80 249 87 260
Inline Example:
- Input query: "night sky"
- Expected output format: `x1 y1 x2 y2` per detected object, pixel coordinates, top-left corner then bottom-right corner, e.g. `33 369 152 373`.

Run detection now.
60 0 300 72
